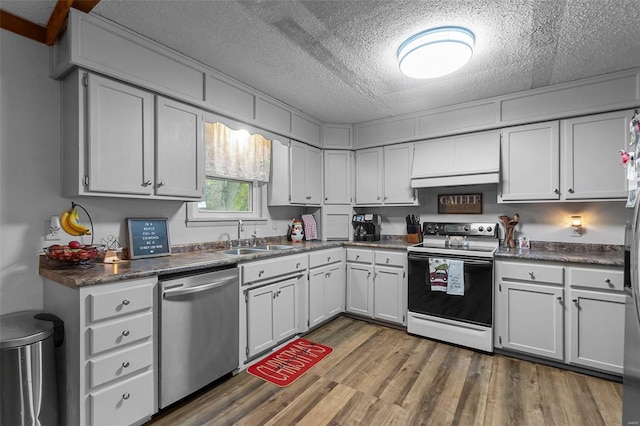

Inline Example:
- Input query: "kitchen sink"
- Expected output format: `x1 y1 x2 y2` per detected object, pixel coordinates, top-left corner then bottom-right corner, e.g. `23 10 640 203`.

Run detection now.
253 245 295 251
219 248 266 256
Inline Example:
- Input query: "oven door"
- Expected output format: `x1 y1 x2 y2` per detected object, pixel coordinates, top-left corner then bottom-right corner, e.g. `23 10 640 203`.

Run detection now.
408 252 493 327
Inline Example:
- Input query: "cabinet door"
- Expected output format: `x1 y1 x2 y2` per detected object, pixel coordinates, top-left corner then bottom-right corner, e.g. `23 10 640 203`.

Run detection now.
87 74 154 195
155 97 204 198
383 143 416 204
500 121 560 201
355 148 383 204
568 289 625 374
290 141 307 204
562 110 631 200
324 150 352 204
246 283 275 358
305 145 322 204
374 266 405 325
498 281 564 360
346 263 373 317
273 277 299 342
308 268 327 329
325 263 345 317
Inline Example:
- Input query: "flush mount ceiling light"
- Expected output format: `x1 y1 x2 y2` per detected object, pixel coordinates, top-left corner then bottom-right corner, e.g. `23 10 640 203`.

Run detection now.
398 26 475 79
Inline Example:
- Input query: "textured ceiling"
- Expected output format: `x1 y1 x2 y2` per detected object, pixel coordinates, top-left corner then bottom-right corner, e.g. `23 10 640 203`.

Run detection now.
2 0 640 124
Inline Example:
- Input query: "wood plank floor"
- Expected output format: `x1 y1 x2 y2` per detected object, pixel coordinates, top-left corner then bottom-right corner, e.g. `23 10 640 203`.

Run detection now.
147 316 622 425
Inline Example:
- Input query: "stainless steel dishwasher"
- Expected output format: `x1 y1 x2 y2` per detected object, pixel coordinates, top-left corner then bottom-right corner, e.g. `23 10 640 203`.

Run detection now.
159 265 239 409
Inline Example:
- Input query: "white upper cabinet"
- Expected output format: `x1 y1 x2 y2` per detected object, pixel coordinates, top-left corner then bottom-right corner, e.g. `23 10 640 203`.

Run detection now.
383 144 416 204
561 110 631 200
499 121 560 201
324 150 352 204
500 110 632 202
355 144 416 205
62 71 204 200
85 73 155 196
268 140 322 206
355 148 384 204
155 97 204 198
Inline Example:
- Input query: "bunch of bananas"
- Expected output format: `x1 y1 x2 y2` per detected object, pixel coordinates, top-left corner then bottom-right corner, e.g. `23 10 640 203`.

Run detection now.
60 205 91 236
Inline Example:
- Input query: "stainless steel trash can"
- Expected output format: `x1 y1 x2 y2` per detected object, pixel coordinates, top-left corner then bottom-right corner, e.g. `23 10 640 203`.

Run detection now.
1 310 64 426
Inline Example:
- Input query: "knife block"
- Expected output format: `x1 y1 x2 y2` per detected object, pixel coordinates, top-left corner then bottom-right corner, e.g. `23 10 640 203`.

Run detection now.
406 233 422 244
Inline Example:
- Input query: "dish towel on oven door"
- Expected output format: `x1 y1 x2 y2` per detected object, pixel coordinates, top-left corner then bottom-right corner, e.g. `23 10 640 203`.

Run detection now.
428 258 465 295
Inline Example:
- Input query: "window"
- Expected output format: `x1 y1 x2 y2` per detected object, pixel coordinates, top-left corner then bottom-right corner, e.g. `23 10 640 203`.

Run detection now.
188 121 271 223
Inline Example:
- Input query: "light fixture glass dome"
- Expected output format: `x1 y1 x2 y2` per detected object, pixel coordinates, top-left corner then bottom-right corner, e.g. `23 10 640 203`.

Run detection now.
398 26 475 79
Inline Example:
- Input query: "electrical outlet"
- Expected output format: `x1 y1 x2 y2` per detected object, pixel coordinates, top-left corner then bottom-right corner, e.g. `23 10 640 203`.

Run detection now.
45 219 61 241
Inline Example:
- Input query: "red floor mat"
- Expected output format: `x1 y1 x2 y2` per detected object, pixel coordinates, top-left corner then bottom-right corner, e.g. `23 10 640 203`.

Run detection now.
247 338 333 387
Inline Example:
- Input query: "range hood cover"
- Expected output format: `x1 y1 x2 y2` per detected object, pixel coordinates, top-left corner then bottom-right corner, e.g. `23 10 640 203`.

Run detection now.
411 172 499 188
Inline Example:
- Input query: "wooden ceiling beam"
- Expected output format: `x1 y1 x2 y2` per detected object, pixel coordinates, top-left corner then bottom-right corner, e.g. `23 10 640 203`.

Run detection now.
0 0 100 46
0 9 47 44
45 0 74 45
72 0 101 14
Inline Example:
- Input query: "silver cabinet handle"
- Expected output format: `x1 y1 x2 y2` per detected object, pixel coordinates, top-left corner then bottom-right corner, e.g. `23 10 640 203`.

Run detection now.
556 296 562 301
122 299 130 306
327 257 331 262
122 330 130 337
122 361 130 368
386 258 390 264
572 299 578 303
605 278 612 286
142 180 152 187
568 188 574 193
554 188 560 194
296 262 301 268
122 393 130 400
163 277 236 298
258 270 265 277
356 255 360 260
528 271 535 278
158 181 166 187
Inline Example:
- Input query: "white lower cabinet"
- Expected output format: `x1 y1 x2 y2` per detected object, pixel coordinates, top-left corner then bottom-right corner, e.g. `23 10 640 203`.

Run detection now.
346 248 407 325
308 248 345 329
242 253 308 361
497 281 564 361
495 259 625 375
247 277 299 358
44 277 158 426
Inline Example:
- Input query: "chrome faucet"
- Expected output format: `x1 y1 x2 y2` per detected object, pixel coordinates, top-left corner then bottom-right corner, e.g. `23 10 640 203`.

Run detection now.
237 219 243 247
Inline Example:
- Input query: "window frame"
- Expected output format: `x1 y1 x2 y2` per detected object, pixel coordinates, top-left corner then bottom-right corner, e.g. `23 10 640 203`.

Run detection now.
186 113 276 226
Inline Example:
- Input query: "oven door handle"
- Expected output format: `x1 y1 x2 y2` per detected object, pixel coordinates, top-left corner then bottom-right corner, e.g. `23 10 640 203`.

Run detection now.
408 254 493 266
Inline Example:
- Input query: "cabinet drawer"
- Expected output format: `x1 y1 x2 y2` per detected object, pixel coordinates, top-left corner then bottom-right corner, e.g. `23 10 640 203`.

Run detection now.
242 254 307 284
89 312 153 356
500 261 564 284
89 282 154 322
309 248 343 269
374 250 406 267
346 248 373 263
90 370 154 426
89 341 153 388
568 267 623 291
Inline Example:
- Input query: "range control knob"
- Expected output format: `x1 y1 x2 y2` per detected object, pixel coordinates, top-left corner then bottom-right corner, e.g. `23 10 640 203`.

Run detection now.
463 225 470 231
487 226 493 233
478 226 484 232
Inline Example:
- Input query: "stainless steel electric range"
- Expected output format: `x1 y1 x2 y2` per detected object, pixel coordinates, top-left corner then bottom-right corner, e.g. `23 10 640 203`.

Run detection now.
407 222 499 352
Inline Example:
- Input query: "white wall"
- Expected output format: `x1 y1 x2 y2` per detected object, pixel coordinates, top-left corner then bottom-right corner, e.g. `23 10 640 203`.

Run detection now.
0 29 303 315
362 185 632 245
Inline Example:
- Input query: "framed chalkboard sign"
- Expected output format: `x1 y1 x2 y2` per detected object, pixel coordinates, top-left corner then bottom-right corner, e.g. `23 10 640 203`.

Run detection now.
126 218 171 259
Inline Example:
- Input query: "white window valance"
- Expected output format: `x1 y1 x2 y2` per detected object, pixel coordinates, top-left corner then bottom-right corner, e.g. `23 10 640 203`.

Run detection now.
204 122 271 182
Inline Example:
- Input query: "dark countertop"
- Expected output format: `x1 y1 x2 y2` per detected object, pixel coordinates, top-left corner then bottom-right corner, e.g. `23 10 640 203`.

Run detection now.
494 241 624 267
40 239 411 289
